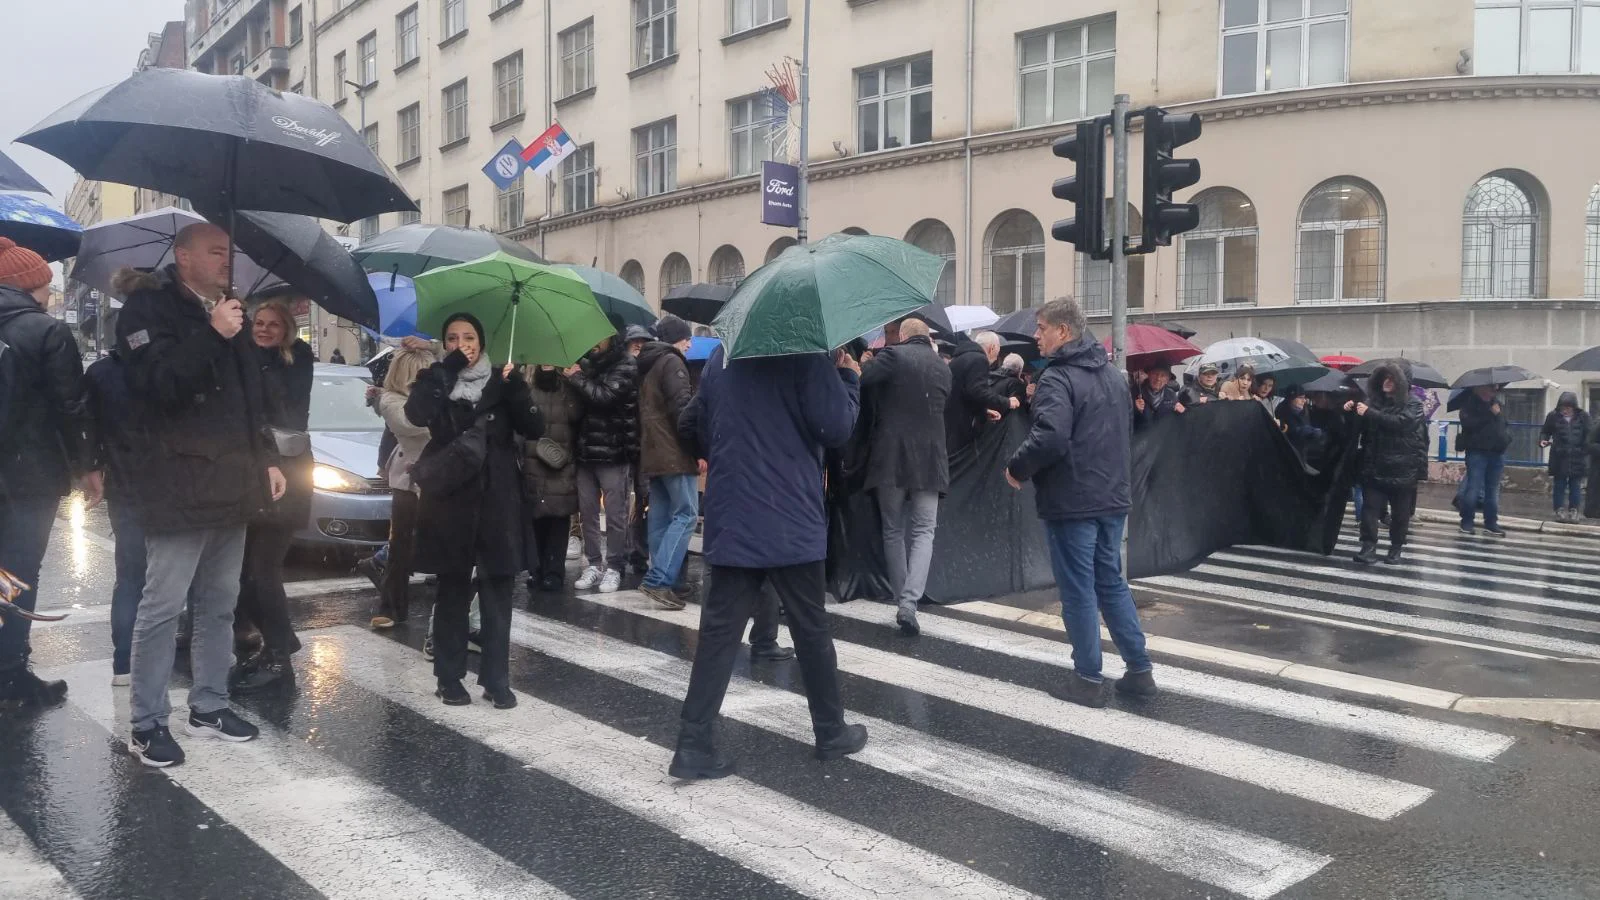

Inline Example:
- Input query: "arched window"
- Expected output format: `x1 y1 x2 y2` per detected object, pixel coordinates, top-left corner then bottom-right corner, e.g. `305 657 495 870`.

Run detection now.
1077 203 1144 315
841 226 869 236
659 253 692 298
905 219 957 306
1586 185 1600 298
709 245 746 287
766 236 797 263
1296 177 1385 304
1462 172 1543 299
1179 188 1257 308
619 259 645 297
984 210 1045 314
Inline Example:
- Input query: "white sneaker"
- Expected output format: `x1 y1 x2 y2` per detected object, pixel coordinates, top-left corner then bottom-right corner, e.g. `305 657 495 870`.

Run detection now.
598 569 622 593
575 566 602 590
111 673 131 687
567 536 582 560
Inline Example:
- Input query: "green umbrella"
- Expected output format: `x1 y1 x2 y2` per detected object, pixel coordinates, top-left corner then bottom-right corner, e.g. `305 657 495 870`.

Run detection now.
558 265 656 328
713 233 944 359
413 251 615 367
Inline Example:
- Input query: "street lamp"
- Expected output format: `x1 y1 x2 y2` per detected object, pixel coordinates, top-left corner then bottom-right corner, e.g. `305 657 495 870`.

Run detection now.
343 79 367 135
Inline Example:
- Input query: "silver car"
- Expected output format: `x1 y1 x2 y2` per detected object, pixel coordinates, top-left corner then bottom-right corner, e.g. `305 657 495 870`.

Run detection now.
294 363 393 549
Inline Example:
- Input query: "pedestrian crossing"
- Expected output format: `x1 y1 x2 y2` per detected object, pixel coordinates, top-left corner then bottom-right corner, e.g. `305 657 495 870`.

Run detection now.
5 539 1569 900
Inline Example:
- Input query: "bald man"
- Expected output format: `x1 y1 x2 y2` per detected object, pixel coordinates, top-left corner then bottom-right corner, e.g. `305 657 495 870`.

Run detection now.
113 221 284 767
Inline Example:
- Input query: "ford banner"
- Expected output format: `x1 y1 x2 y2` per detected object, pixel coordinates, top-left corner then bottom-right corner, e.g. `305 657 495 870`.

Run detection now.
760 161 800 228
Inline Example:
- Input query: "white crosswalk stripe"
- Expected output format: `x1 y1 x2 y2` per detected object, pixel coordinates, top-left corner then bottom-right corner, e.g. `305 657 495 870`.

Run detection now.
0 812 77 900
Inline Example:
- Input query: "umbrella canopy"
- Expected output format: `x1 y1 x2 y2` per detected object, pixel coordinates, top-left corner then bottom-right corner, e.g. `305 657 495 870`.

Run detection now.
686 335 721 362
558 265 655 328
1151 319 1198 339
945 304 1000 333
1193 336 1328 385
1320 354 1363 371
1296 369 1361 396
713 234 944 359
1347 357 1449 389
1555 346 1600 371
353 222 546 278
203 206 380 327
663 282 734 325
1000 339 1041 364
413 252 613 367
0 193 81 262
366 271 427 339
1450 365 1540 390
70 207 275 300
991 307 1039 340
0 148 50 193
902 300 954 334
19 68 414 223
1108 323 1202 370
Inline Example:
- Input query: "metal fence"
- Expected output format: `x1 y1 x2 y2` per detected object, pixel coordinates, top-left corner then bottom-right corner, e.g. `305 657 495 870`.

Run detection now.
1433 420 1546 466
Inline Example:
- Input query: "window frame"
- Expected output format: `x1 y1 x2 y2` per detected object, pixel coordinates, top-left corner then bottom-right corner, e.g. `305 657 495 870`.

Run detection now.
1474 0 1600 74
855 55 934 154
1218 0 1351 97
357 31 378 87
559 19 595 97
496 176 525 231
442 0 467 41
1015 16 1117 128
983 211 1046 315
1461 173 1543 300
634 118 678 198
333 51 347 101
561 143 596 213
397 103 421 164
493 52 525 124
441 79 470 147
288 5 303 44
400 203 422 226
1586 184 1600 298
396 5 420 67
362 123 379 161
660 253 693 296
358 215 380 241
727 94 781 177
633 0 678 68
905 219 958 307
1177 188 1259 309
442 185 470 228
1077 204 1145 314
729 0 787 34
1294 177 1387 306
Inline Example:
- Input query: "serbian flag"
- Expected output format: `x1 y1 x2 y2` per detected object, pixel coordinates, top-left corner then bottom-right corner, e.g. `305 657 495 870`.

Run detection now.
521 123 576 177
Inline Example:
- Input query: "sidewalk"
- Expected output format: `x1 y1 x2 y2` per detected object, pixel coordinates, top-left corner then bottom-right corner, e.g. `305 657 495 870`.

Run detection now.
1415 481 1599 539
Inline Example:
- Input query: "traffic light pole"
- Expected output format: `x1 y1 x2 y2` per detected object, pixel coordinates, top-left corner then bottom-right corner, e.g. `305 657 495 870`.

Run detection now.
1110 94 1130 371
796 0 813 245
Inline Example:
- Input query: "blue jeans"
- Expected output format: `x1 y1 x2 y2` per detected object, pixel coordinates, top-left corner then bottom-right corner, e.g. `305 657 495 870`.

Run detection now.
1352 484 1364 522
1043 515 1151 682
1459 450 1505 529
108 500 147 676
0 496 58 672
1553 475 1585 510
642 474 698 590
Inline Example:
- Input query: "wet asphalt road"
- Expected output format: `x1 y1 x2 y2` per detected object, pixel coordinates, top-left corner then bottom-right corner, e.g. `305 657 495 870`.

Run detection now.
4 501 1600 899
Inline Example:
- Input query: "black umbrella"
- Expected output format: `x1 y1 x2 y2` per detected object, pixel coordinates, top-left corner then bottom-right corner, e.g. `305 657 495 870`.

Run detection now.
202 206 379 328
1347 357 1449 389
19 68 415 223
905 300 954 334
0 148 49 194
1294 369 1360 396
1555 346 1600 371
1450 365 1540 390
352 222 546 278
662 282 735 325
991 307 1038 340
1151 319 1198 339
1000 338 1041 363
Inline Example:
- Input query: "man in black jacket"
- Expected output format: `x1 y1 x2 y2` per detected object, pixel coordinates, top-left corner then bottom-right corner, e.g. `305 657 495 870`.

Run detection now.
1133 366 1185 430
944 331 1018 456
0 238 98 711
1455 385 1510 536
859 318 952 635
114 223 284 767
568 335 639 593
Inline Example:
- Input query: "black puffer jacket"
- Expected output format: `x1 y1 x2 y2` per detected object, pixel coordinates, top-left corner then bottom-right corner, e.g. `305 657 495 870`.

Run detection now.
944 337 1010 455
1541 392 1591 479
522 367 582 518
1456 390 1511 454
0 285 90 501
253 340 315 528
569 341 638 465
1357 364 1426 488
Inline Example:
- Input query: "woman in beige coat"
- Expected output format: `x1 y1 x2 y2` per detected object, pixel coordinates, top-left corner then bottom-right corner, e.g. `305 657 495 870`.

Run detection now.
372 348 435 628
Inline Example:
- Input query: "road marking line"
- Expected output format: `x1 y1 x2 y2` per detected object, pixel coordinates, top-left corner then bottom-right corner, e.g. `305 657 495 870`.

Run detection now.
46 660 573 900
1211 550 1599 603
330 628 1039 900
29 575 423 631
507 611 1331 900
571 592 1434 820
0 810 79 900
1405 520 1600 554
1328 538 1600 583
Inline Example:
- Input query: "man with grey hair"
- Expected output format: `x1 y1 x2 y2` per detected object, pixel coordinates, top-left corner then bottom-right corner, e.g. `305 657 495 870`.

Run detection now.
1005 297 1154 708
945 329 1019 455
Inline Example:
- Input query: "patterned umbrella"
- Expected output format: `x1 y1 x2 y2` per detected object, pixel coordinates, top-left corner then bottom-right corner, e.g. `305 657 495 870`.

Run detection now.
0 193 81 262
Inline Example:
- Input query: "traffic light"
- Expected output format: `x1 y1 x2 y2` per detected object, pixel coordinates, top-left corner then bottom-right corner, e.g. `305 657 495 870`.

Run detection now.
1140 108 1202 250
1050 119 1106 259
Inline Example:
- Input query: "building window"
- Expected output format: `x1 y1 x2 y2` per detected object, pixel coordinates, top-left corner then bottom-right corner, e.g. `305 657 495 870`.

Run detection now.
398 103 421 163
1179 188 1258 308
442 79 469 145
1220 0 1348 96
363 123 379 159
289 5 303 44
620 260 646 295
561 143 596 213
493 52 524 123
1078 203 1145 314
400 202 422 226
728 95 780 177
396 6 419 66
1586 185 1600 298
1017 17 1115 127
1462 172 1544 299
443 186 470 227
358 215 380 240
857 56 933 153
1475 0 1600 74
731 0 787 33
766 236 797 263
1296 177 1385 304
709 245 746 286
560 20 595 97
984 210 1045 315
357 32 378 85
497 177 525 231
660 252 692 296
333 52 346 100
492 0 518 10
905 219 957 306
634 119 677 197
289 81 304 95
232 53 245 75
634 0 677 68
442 0 466 40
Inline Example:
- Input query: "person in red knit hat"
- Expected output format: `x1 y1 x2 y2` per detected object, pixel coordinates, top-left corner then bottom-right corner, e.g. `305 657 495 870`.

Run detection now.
0 236 100 712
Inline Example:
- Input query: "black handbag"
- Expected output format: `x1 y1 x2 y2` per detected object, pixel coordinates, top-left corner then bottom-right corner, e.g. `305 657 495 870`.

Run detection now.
411 413 490 495
532 437 570 470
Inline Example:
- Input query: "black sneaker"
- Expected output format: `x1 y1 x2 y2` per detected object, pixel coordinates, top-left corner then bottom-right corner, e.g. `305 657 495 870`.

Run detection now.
1352 544 1379 566
672 583 698 606
436 680 471 706
1046 674 1109 709
1382 547 1404 565
640 583 687 610
129 725 185 767
1114 669 1158 699
1458 524 1476 536
749 643 795 662
815 723 869 761
232 652 293 694
467 632 483 654
1484 526 1508 537
187 707 259 743
537 573 564 593
896 608 920 637
482 687 517 710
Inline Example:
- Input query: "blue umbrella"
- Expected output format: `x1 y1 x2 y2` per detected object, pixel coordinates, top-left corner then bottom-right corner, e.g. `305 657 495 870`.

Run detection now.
366 271 428 338
687 335 720 361
0 193 82 262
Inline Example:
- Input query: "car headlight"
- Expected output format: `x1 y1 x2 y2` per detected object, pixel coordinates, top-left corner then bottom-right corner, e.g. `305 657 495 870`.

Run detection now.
313 464 366 493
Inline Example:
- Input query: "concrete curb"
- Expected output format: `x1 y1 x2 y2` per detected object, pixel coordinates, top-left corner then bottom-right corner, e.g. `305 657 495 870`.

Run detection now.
1412 508 1600 539
1453 697 1600 730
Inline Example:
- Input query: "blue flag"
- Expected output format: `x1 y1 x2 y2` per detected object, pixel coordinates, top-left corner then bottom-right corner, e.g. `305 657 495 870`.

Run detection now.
482 138 528 191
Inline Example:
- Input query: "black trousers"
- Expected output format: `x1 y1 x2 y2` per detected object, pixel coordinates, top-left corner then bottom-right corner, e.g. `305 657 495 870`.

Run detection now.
526 515 570 581
1359 481 1417 549
680 561 843 737
379 489 419 621
236 522 301 656
434 572 512 692
629 466 649 570
749 583 782 650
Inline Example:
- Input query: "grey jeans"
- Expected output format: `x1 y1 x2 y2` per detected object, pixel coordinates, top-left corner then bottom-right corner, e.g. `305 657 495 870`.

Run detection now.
878 488 940 612
130 525 247 731
577 462 631 570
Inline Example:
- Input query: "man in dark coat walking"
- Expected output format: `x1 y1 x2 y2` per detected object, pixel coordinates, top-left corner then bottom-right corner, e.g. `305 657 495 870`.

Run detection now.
1005 297 1154 709
0 237 97 711
859 318 951 635
1455 384 1510 536
1348 363 1426 564
669 345 868 779
944 331 1018 456
635 315 700 610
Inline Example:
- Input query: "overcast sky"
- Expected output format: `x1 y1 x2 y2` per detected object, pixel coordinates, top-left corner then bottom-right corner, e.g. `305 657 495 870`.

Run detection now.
3 0 186 205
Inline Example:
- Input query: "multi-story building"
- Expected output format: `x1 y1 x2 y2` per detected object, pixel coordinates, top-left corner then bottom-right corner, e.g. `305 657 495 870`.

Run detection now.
186 0 305 91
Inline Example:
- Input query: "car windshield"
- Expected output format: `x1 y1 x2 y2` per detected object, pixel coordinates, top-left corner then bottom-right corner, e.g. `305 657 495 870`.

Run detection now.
308 374 378 432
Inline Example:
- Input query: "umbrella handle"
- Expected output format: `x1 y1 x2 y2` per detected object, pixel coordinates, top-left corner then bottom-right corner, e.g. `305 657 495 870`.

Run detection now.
506 292 518 364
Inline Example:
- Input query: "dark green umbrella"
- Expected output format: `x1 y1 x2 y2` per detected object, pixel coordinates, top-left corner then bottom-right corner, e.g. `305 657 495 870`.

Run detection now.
558 265 655 328
413 252 613 367
354 223 546 278
713 234 944 359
